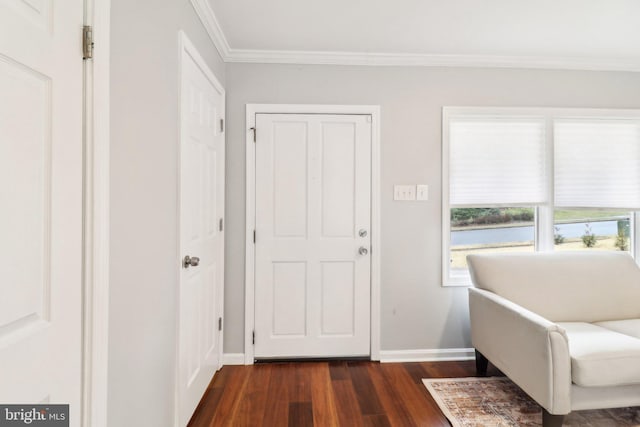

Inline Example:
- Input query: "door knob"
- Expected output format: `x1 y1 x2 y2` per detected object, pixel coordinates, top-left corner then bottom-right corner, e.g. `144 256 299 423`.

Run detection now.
183 255 200 268
359 247 368 255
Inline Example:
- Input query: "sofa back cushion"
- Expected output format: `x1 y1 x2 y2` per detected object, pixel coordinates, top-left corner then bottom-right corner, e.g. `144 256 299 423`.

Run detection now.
467 252 640 322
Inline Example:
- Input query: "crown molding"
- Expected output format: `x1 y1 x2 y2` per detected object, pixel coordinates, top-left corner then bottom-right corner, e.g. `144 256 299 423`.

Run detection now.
190 0 230 58
224 49 640 72
192 0 640 73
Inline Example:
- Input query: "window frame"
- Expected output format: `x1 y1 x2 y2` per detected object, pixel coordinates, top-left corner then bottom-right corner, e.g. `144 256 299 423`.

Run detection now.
442 107 640 287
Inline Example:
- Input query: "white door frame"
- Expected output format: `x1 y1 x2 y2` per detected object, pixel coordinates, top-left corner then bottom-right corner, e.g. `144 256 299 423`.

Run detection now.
244 104 381 364
82 0 111 426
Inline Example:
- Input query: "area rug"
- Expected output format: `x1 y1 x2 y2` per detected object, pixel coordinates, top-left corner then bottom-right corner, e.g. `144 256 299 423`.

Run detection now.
423 377 640 426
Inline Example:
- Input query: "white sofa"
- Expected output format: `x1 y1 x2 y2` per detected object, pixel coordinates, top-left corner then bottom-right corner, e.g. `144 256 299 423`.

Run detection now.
467 251 640 427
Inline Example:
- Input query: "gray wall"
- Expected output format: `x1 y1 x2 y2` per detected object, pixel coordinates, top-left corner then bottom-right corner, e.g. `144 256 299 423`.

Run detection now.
108 1 225 426
224 63 640 354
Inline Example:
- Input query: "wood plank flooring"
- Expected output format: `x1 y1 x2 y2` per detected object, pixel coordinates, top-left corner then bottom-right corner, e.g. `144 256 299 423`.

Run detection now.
187 360 501 426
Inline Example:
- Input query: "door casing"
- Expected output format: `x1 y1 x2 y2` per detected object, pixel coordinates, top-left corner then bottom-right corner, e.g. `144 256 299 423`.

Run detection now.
83 1 111 426
244 104 381 364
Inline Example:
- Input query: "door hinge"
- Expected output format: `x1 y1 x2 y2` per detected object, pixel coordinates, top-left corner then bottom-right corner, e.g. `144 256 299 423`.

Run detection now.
250 127 256 143
220 119 224 133
253 229 256 243
252 330 255 345
82 25 94 60
219 218 224 232
218 317 222 331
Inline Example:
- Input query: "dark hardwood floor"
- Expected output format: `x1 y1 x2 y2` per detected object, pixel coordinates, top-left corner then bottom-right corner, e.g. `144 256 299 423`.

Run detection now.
187 360 501 426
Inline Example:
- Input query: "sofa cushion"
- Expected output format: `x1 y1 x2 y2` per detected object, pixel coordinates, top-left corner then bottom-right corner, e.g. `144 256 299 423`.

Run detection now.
594 319 640 340
558 322 640 387
467 252 640 323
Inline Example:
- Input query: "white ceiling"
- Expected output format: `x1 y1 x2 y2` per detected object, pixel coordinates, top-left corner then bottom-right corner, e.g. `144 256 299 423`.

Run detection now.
204 0 640 70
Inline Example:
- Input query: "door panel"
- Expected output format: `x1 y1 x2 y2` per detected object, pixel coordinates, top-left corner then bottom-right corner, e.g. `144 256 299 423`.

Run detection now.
272 262 307 336
0 0 83 421
0 58 50 333
320 261 355 336
273 122 308 238
255 114 371 358
205 147 217 236
178 42 225 426
203 264 217 356
321 122 356 237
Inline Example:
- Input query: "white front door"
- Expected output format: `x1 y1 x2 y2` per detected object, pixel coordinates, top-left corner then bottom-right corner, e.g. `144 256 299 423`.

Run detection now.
178 36 225 427
254 114 372 359
0 0 84 422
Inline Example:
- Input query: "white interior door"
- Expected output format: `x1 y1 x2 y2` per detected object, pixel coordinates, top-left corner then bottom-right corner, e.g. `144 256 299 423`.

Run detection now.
254 113 372 358
178 37 225 427
0 0 84 422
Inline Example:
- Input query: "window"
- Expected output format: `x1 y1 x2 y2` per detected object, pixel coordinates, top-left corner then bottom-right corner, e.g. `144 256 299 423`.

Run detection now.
443 108 640 286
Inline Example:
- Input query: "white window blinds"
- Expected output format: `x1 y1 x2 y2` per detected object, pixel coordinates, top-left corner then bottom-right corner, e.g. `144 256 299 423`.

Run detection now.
555 119 640 209
449 117 547 206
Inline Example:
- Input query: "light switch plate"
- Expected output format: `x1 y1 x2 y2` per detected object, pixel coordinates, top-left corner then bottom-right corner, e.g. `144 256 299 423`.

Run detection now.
394 185 416 201
417 184 429 201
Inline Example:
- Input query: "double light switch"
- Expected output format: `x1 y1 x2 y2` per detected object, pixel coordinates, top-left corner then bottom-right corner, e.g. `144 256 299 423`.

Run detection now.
394 184 429 201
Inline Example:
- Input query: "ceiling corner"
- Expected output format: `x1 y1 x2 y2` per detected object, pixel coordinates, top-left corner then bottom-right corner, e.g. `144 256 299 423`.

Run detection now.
189 1 640 73
190 0 231 60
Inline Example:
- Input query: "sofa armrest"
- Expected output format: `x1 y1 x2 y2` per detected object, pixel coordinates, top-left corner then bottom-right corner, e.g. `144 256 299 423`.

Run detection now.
469 287 572 414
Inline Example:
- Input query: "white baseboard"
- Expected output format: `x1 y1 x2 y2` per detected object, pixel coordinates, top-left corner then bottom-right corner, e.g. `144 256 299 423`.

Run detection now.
222 353 246 365
222 349 474 365
379 348 475 363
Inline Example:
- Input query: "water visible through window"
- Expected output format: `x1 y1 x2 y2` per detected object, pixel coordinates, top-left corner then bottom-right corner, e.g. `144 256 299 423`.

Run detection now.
450 208 535 272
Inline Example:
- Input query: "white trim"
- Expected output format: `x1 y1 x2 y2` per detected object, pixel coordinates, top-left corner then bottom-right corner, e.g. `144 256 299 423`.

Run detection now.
537 118 556 253
245 104 381 364
222 353 246 365
82 0 110 426
187 3 640 72
635 212 640 263
225 49 640 72
244 105 255 365
189 0 230 59
380 348 475 363
441 110 454 287
369 106 381 362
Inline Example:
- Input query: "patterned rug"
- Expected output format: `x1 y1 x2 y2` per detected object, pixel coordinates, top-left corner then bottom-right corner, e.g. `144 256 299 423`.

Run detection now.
423 377 640 426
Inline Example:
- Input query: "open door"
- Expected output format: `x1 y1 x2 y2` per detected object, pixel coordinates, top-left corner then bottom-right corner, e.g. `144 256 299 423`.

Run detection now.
177 33 226 426
0 0 84 424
